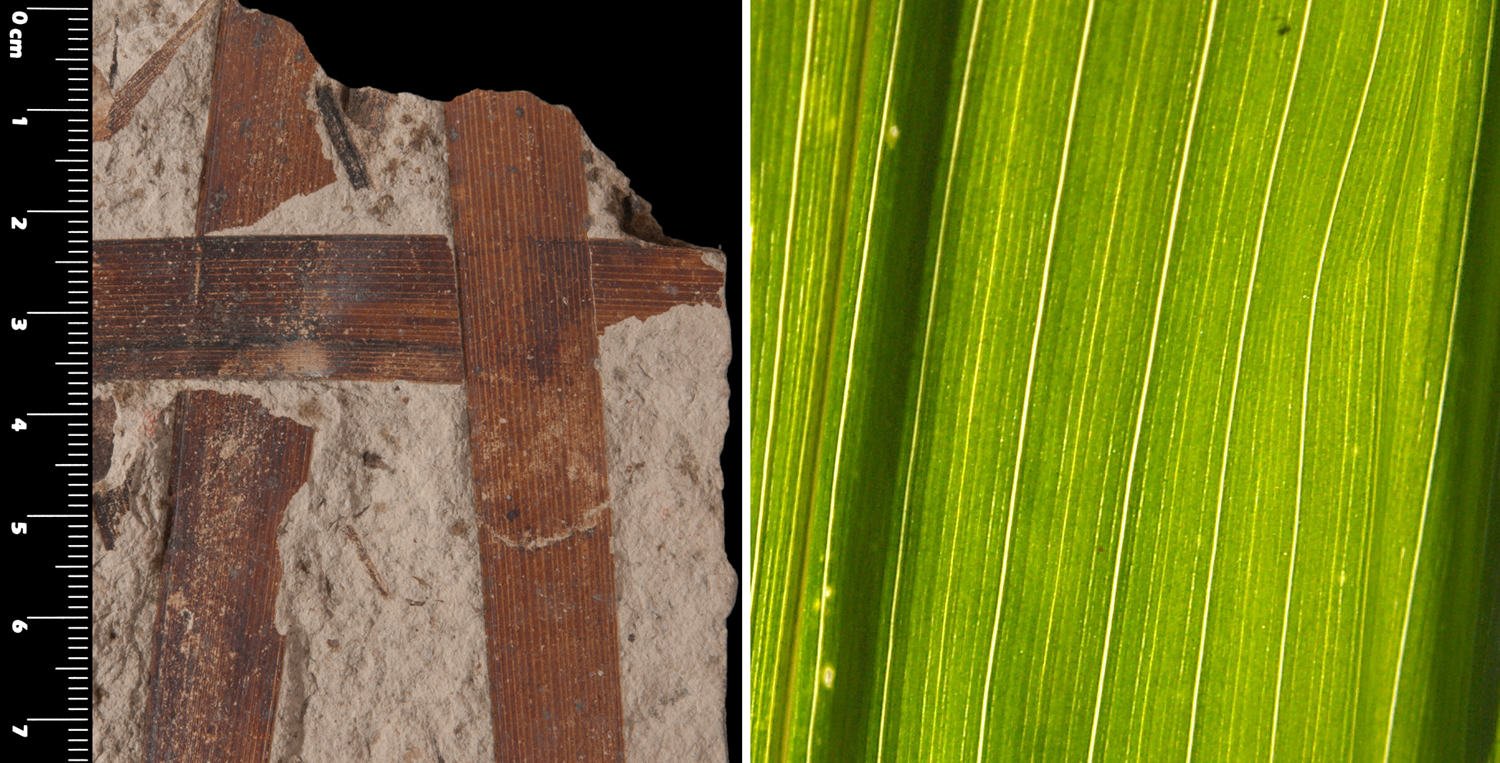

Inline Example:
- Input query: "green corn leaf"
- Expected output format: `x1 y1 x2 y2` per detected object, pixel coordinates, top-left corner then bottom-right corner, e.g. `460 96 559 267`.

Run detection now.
751 0 1500 760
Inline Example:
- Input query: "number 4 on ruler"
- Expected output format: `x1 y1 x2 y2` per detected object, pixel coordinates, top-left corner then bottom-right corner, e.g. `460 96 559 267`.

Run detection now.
11 725 25 737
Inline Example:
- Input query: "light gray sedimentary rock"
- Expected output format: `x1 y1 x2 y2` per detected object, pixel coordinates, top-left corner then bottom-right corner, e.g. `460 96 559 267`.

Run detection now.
91 0 220 239
92 380 494 763
213 73 454 240
602 304 736 762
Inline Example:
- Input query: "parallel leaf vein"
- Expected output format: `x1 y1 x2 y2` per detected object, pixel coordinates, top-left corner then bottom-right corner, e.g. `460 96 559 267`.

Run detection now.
1270 4 1390 759
1087 3 1221 759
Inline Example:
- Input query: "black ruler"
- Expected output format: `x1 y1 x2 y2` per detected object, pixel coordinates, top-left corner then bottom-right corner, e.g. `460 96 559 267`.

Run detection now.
4 4 93 761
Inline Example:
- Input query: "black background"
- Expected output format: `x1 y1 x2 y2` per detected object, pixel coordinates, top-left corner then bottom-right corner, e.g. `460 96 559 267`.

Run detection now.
239 1 743 757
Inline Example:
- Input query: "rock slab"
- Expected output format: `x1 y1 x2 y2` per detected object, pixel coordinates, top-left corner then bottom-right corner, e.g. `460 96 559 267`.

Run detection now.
90 1 734 761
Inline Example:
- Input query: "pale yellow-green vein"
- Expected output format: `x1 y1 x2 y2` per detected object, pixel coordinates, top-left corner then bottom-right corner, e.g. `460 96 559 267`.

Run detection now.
1382 3 1495 760
975 2 1095 760
1088 2 1221 759
1271 3 1390 759
1186 3 1314 760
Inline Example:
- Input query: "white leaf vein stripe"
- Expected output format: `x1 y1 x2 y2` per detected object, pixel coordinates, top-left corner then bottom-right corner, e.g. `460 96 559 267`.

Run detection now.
1086 2 1220 760
975 2 1095 760
1270 3 1389 760
1186 2 1314 759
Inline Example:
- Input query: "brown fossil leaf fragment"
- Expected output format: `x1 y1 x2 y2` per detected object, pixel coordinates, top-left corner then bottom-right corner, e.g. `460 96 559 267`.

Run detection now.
141 389 314 763
446 88 623 763
93 397 117 483
590 242 726 333
344 524 391 599
92 235 461 382
196 0 335 234
93 0 215 142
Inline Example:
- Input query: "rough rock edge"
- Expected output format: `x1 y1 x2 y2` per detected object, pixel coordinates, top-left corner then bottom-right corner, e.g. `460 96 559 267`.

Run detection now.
580 128 694 249
599 303 736 763
202 24 455 243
